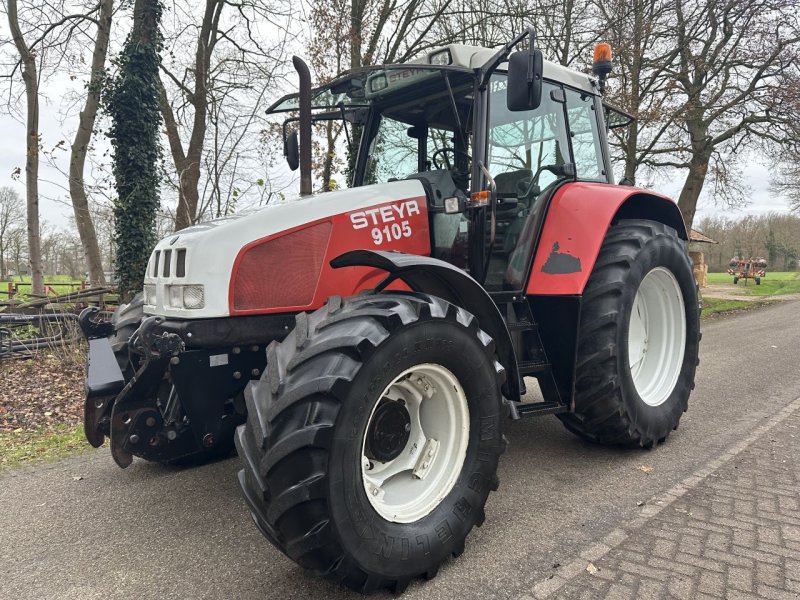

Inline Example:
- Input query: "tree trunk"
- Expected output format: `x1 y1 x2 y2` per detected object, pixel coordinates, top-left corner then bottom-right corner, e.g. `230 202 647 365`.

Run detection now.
677 153 710 232
69 0 113 287
162 0 217 231
7 0 44 295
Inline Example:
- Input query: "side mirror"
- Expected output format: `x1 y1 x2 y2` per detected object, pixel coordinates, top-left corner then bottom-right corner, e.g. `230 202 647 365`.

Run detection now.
285 129 299 171
507 48 543 112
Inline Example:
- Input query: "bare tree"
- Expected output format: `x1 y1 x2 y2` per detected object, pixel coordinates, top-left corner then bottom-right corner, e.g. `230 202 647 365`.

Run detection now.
5 0 44 294
0 187 25 280
636 0 800 229
69 0 113 287
158 0 289 230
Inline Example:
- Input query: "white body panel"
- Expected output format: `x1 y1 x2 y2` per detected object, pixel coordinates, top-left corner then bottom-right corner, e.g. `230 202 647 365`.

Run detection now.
143 180 426 319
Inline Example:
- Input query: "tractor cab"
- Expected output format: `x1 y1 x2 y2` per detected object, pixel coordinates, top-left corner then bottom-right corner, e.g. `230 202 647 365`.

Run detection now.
268 35 624 292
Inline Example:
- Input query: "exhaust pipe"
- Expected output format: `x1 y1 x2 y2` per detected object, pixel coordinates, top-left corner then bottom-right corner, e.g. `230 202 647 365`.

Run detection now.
293 56 313 196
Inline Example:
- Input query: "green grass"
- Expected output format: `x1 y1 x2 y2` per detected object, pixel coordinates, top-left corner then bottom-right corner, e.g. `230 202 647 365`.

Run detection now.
1 275 86 297
0 424 90 470
701 297 767 319
706 271 800 296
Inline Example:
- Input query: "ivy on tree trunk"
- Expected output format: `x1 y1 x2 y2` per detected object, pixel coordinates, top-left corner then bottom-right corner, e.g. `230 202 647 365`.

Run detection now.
105 0 163 302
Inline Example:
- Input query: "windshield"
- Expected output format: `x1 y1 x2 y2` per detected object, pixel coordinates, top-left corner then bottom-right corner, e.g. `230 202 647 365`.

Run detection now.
267 65 472 113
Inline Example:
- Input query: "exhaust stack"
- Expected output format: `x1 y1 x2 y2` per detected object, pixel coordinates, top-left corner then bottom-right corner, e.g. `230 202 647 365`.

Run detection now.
293 56 313 196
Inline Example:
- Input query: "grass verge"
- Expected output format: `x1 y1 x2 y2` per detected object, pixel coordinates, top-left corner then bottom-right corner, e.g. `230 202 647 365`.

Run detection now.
0 424 89 471
706 271 800 297
701 297 769 319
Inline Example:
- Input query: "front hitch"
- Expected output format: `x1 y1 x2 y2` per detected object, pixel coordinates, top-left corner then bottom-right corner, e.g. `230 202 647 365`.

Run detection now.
108 316 186 468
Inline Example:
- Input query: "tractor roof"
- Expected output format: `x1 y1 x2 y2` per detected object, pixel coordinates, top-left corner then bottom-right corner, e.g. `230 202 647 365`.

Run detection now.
410 44 597 95
266 44 598 114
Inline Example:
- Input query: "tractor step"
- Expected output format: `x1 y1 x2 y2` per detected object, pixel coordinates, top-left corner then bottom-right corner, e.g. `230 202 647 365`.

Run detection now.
506 320 537 333
517 360 552 376
507 401 568 419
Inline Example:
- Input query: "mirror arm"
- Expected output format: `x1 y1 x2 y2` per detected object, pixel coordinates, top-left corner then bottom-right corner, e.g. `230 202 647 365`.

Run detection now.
480 29 531 86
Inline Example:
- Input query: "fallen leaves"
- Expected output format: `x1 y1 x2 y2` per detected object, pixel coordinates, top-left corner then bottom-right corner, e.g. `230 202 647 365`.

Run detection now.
586 563 600 575
637 464 654 474
0 352 85 433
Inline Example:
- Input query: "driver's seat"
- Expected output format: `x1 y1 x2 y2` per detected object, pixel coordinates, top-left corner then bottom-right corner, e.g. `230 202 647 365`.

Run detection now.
494 169 533 210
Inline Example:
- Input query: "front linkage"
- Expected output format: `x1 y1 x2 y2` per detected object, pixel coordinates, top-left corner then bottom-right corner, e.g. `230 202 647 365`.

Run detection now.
79 307 259 467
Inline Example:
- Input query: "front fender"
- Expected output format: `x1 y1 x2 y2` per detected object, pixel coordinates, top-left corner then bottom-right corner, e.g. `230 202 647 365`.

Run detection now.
331 250 521 400
527 183 687 295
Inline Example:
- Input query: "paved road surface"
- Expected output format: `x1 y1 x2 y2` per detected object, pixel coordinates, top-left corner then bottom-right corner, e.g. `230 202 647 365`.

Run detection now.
2 300 799 600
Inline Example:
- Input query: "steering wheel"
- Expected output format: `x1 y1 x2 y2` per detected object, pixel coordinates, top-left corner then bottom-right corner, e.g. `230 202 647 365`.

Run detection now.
431 147 472 170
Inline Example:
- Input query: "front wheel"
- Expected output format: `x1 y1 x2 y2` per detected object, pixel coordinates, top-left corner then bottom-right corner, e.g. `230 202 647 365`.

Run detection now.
236 293 505 593
558 219 700 447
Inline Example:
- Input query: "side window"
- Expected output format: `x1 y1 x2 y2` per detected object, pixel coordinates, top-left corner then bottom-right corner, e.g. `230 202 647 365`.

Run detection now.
487 80 569 190
564 89 606 181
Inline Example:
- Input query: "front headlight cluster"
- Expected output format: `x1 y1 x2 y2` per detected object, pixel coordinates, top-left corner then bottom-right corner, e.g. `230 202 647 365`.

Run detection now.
143 284 205 309
168 284 205 309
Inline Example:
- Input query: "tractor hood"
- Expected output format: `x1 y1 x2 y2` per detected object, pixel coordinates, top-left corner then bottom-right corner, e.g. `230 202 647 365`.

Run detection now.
143 179 430 319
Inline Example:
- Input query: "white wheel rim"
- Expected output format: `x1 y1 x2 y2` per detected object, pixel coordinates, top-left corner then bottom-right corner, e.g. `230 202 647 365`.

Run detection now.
361 363 469 523
628 267 686 407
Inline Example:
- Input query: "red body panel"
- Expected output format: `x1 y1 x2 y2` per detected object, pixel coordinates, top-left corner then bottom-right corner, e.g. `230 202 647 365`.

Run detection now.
527 182 680 296
229 196 429 315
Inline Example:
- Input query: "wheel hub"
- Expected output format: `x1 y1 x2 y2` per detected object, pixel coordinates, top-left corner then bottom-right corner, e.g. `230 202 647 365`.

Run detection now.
366 401 411 462
361 363 470 523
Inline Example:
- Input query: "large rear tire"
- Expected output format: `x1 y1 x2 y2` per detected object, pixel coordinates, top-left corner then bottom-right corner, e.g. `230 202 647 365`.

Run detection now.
558 219 700 447
236 293 506 593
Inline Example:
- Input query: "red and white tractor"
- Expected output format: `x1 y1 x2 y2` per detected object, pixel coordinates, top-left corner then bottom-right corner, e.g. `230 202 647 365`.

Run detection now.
80 31 700 594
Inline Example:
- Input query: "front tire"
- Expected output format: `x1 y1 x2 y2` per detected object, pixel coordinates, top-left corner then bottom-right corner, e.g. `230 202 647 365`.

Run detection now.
236 293 505 593
558 219 700 447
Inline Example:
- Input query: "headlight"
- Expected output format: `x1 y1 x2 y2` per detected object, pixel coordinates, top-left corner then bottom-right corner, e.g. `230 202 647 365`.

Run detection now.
168 285 183 308
144 284 156 305
165 284 204 309
182 285 204 309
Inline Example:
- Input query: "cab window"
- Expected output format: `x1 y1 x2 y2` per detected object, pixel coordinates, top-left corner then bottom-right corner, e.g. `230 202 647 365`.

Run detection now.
565 88 606 181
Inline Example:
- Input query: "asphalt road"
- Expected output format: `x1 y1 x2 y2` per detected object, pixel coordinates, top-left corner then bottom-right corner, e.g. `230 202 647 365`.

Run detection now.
2 300 800 600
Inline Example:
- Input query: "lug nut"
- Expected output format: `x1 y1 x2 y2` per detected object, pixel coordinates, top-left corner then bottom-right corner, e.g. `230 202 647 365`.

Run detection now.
170 356 180 365
372 488 379 496
251 345 259 352
233 371 242 380
129 434 139 444
251 368 260 377
202 433 214 447
232 347 241 355
166 430 177 441
146 416 156 427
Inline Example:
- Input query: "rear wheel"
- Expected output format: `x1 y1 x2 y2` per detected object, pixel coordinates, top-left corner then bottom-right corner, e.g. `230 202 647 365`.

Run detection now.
236 293 505 593
558 219 700 447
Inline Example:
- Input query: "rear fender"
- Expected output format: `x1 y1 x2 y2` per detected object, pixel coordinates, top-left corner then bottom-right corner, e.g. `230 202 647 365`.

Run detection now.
331 250 521 401
527 183 687 295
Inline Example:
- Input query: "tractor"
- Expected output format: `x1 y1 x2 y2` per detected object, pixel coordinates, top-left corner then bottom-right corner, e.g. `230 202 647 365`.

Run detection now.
79 30 700 594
